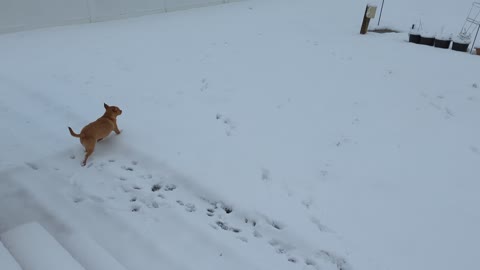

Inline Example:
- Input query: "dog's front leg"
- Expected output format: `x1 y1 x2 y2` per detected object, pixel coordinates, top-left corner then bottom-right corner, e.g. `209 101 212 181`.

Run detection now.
114 123 121 134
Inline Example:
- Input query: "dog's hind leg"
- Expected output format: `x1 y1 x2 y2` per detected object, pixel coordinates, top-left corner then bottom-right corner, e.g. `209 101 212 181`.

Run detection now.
82 148 94 166
81 139 96 166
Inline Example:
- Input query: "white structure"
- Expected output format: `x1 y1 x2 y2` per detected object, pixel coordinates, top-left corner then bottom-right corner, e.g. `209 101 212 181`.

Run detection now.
0 0 238 34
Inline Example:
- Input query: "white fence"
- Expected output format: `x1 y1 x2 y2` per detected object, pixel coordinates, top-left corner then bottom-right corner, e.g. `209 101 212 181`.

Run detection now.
0 0 238 34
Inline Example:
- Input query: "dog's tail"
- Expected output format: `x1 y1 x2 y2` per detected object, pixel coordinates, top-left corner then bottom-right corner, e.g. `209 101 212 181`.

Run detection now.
68 127 81 138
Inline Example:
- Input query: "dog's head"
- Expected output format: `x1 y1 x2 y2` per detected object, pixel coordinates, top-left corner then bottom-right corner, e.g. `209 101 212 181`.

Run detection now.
104 103 122 117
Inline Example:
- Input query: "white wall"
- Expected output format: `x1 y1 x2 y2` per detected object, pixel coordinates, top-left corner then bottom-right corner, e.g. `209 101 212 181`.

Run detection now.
0 0 236 34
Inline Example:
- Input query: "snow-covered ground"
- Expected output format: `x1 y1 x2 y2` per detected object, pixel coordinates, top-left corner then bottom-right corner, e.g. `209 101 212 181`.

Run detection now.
1 0 479 270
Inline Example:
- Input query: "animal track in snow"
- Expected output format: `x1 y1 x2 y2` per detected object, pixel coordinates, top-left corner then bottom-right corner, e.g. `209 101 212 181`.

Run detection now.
237 236 248 243
131 205 141 212
310 217 333 233
315 250 351 270
268 239 294 255
288 257 298 263
244 218 257 227
73 197 85 203
261 168 270 181
305 258 317 266
429 102 454 119
25 162 39 170
253 230 263 238
335 137 352 147
80 156 349 269
185 203 196 212
215 113 236 136
267 219 285 230
164 184 177 191
200 78 209 91
121 165 134 171
151 184 162 192
214 221 240 233
176 200 196 212
421 92 456 119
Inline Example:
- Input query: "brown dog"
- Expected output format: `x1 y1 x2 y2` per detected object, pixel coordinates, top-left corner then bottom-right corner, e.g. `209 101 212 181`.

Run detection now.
68 103 122 166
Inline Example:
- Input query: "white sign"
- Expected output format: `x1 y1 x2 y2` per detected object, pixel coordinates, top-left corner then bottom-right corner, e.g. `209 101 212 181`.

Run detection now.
366 5 377 19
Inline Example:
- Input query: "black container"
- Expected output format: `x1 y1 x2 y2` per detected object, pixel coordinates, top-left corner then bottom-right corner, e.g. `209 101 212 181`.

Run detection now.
420 36 435 46
452 41 470 52
409 33 421 43
434 38 451 49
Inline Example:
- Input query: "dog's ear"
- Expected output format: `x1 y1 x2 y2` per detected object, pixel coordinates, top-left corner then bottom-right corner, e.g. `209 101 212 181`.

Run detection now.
104 103 109 109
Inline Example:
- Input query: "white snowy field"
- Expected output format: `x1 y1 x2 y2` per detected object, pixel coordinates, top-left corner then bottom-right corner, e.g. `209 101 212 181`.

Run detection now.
0 0 479 270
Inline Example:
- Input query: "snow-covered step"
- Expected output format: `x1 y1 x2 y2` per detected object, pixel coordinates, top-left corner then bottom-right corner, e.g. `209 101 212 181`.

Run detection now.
0 222 86 270
60 233 128 270
0 241 22 270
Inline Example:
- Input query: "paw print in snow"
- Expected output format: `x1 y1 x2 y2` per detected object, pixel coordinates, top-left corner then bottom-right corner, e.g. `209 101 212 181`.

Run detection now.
201 78 209 91
164 184 176 191
185 203 196 212
215 113 236 136
151 184 162 192
121 165 134 171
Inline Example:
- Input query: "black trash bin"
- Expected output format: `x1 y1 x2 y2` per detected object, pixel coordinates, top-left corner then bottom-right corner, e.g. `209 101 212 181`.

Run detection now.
420 34 435 46
452 40 470 52
434 38 451 49
409 33 421 43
